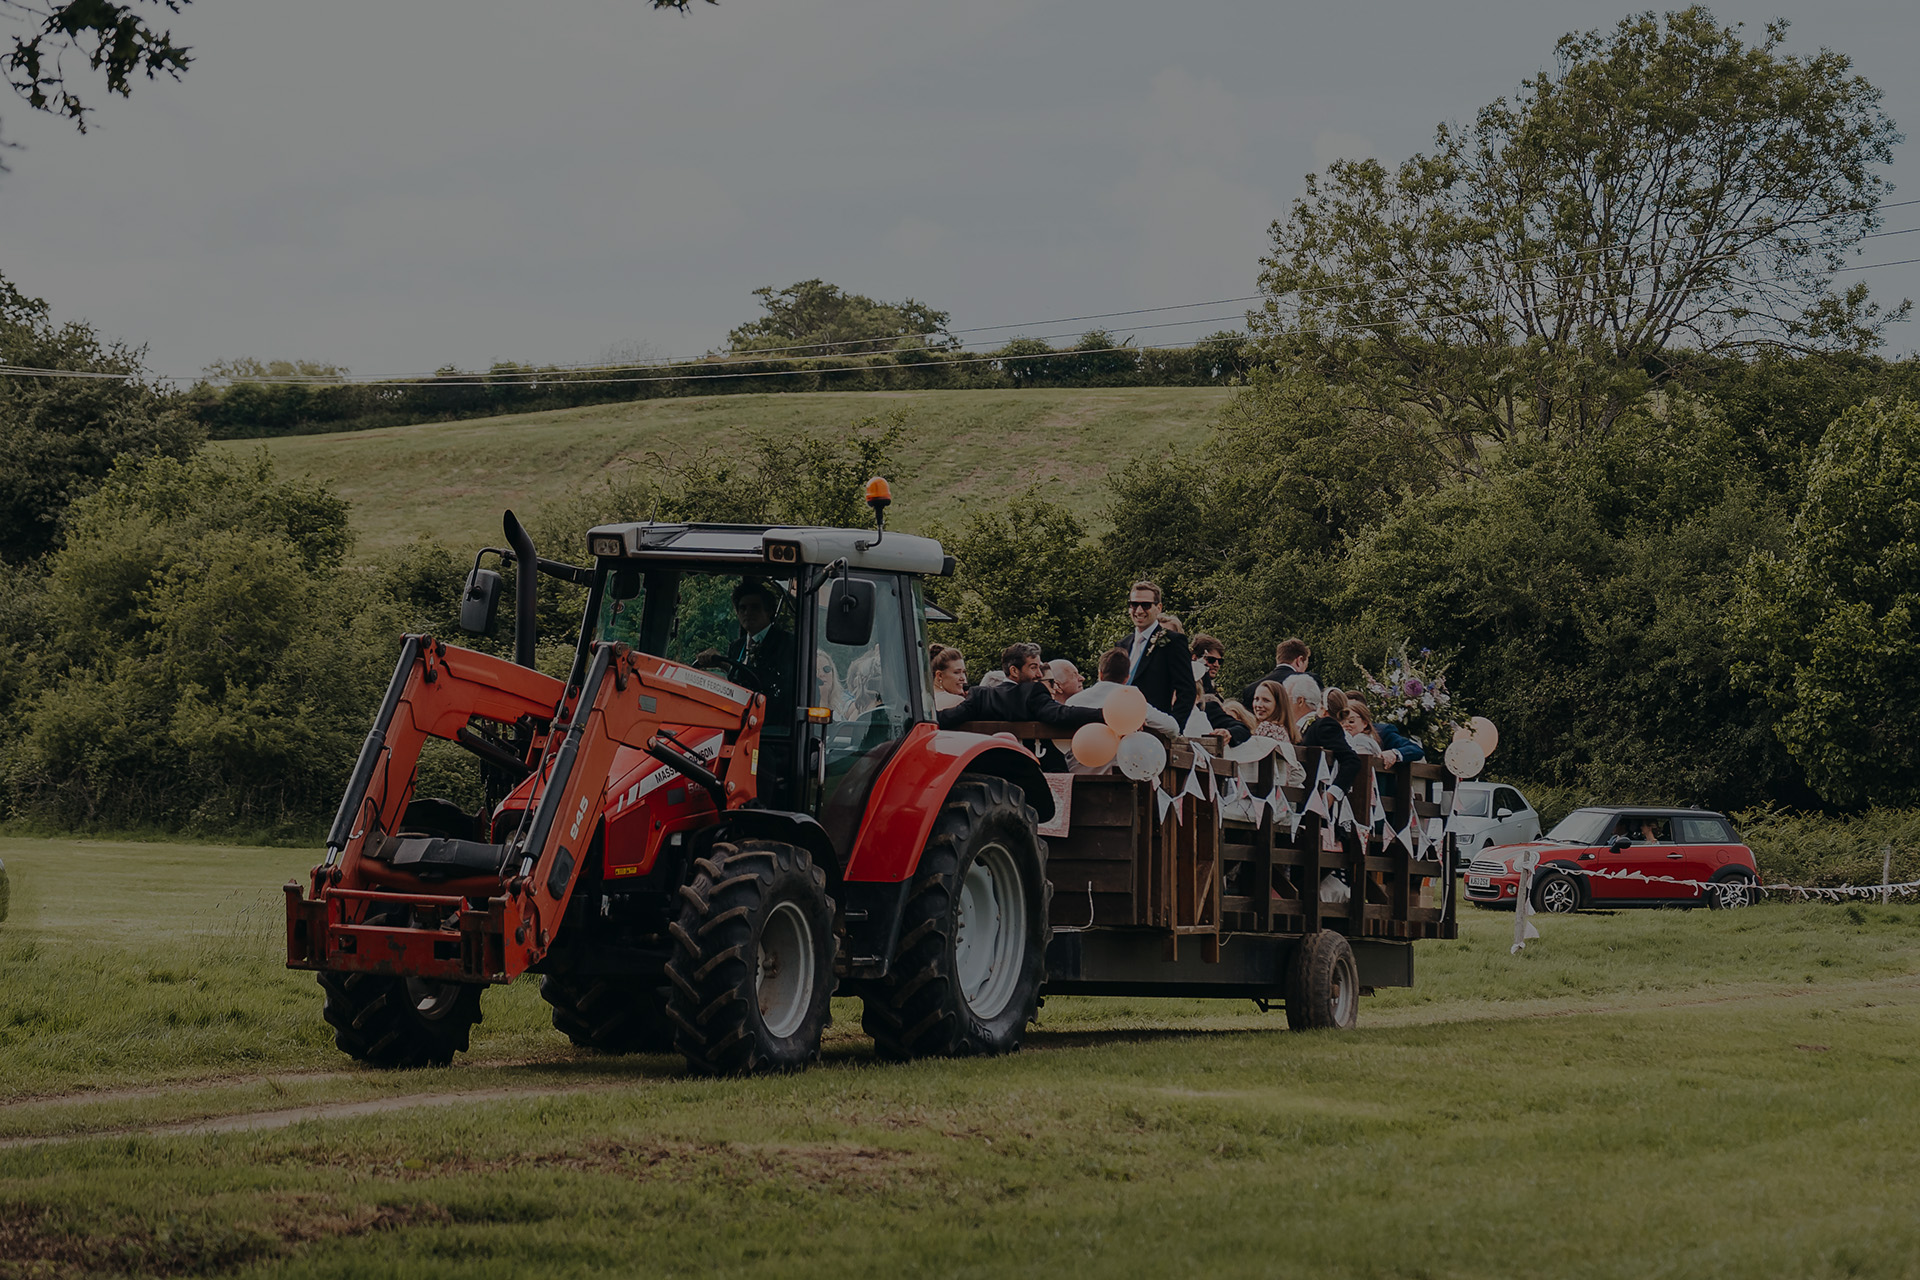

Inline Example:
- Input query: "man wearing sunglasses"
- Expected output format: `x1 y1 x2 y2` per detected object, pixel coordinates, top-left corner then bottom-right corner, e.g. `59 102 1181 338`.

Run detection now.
1115 581 1194 726
1190 634 1251 745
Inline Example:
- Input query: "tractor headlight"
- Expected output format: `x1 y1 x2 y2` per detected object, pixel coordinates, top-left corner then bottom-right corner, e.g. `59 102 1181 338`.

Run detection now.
765 540 801 565
588 534 625 558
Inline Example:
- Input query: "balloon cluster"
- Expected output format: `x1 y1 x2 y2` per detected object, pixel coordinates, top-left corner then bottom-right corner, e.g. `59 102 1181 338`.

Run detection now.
1071 688 1167 780
1442 716 1499 778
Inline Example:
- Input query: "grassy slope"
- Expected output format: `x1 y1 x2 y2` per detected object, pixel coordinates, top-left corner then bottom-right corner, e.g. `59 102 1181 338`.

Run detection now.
4 836 1920 1277
215 388 1232 556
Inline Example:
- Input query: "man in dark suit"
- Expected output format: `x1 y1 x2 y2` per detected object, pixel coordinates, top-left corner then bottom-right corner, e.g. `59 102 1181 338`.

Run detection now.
937 642 1106 734
1238 636 1314 710
695 579 796 698
1116 580 1195 726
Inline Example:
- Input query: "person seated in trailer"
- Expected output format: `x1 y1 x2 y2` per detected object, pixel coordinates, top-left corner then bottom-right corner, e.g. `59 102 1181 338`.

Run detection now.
929 644 968 710
1047 659 1084 703
1189 634 1251 746
1341 697 1387 759
1343 697 1424 766
1296 684 1363 799
1247 680 1305 786
695 578 795 693
1115 580 1195 726
1067 647 1183 734
1281 672 1321 732
1239 637 1315 710
937 642 1106 735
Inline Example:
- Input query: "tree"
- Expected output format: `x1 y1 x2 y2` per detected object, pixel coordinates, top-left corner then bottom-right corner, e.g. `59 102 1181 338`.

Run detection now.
725 280 956 357
1255 8 1905 474
929 495 1119 670
0 272 200 561
1733 398 1920 806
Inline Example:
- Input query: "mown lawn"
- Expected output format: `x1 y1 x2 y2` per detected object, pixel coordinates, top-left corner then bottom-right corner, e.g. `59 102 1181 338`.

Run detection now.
215 387 1231 555
2 835 1918 1278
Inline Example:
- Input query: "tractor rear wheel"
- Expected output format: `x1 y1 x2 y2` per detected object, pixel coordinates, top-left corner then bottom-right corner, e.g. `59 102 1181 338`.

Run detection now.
861 773 1050 1061
539 974 675 1054
1285 930 1359 1031
319 920 485 1069
664 840 835 1075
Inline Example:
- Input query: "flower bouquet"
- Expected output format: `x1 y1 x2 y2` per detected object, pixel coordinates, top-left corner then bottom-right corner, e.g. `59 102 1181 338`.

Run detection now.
1354 640 1469 748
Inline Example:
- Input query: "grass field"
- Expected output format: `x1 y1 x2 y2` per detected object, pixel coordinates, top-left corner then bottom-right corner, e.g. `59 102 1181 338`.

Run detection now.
3 835 1919 1278
216 388 1232 556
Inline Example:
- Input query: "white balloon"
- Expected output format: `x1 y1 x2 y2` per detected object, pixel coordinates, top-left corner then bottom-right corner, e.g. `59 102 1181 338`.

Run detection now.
1115 731 1168 782
1444 739 1486 779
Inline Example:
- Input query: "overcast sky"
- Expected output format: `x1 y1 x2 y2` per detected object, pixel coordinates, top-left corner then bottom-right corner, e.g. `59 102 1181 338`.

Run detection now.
2 0 1916 378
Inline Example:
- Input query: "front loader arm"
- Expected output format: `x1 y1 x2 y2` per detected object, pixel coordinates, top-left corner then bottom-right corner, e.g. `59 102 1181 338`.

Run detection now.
501 644 767 958
289 638 767 984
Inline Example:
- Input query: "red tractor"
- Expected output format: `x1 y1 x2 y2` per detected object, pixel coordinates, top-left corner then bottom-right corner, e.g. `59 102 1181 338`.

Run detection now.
288 488 1454 1073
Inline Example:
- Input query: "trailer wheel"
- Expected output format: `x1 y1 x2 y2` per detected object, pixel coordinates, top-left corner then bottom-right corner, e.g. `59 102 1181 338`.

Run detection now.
1284 930 1359 1031
665 840 835 1075
318 921 485 1069
539 974 676 1054
861 773 1049 1061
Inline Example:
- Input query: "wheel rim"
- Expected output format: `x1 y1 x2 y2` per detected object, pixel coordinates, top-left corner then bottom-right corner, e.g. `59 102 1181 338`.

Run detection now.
404 976 463 1023
757 900 816 1040
954 841 1026 1021
1538 877 1578 913
1720 879 1753 908
1330 952 1358 1027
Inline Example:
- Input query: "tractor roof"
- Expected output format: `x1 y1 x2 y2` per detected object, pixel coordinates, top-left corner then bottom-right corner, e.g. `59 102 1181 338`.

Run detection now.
585 521 952 577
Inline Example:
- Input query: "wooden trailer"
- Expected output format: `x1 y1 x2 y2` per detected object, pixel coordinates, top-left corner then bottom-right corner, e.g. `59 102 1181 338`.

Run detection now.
969 724 1460 1024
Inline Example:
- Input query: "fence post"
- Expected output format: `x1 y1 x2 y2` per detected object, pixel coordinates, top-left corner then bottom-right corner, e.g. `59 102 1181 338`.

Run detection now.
1883 844 1894 905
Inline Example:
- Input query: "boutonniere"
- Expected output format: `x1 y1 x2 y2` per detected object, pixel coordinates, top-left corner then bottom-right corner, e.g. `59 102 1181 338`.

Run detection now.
1144 628 1175 657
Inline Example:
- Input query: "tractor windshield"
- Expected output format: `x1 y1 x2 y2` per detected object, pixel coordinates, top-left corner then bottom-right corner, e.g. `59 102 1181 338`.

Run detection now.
595 565 801 726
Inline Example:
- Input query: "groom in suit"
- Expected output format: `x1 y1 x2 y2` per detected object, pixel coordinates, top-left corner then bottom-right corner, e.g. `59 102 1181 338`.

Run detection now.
1117 580 1195 727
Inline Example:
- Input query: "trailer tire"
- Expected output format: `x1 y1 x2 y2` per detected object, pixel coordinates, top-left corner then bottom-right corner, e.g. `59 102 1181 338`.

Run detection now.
861 773 1049 1061
318 934 484 1069
665 839 835 1076
540 974 676 1054
1285 930 1359 1031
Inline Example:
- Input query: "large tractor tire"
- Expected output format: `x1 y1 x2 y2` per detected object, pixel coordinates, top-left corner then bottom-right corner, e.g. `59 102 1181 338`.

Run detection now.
1285 930 1359 1031
539 974 676 1054
318 922 485 1069
664 840 836 1076
861 773 1050 1061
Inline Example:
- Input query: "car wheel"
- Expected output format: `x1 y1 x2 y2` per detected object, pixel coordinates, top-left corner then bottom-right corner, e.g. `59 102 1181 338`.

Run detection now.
1531 870 1581 915
1707 871 1757 910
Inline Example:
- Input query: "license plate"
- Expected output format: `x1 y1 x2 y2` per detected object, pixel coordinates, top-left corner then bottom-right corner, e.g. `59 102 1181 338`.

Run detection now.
1467 875 1490 887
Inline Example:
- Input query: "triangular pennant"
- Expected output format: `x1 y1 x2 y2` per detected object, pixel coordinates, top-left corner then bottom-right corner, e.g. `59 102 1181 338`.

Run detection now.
1369 785 1388 830
1394 820 1417 857
1180 764 1206 801
1155 788 1174 822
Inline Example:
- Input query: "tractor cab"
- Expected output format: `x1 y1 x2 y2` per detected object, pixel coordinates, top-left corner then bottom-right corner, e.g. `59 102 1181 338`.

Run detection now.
576 519 952 835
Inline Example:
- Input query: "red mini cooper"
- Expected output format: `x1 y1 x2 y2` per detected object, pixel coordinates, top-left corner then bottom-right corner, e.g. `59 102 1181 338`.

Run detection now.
1463 807 1760 913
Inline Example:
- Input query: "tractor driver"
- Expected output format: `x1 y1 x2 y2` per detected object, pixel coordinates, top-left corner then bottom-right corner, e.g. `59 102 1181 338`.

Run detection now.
696 578 796 698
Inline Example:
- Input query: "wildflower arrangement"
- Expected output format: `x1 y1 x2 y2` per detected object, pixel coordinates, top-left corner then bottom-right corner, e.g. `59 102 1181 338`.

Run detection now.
1354 640 1469 747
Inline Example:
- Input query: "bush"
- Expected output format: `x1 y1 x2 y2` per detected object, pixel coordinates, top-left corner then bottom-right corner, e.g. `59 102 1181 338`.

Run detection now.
1733 806 1920 889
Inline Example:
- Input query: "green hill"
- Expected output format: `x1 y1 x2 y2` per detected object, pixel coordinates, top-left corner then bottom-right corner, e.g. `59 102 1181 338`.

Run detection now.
219 387 1231 556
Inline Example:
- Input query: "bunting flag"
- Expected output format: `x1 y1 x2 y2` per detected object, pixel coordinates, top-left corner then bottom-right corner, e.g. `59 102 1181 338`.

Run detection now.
1369 785 1389 831
1304 757 1333 821
1393 819 1417 857
1418 815 1444 859
1190 745 1216 800
1155 787 1175 823
1180 763 1207 802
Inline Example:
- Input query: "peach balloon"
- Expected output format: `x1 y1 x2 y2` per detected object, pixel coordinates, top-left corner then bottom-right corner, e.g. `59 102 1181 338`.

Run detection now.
1468 715 1500 756
1072 722 1121 768
1102 686 1149 735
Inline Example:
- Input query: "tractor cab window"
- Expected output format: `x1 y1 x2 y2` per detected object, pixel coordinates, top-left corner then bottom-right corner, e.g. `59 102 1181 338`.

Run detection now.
810 572 913 842
596 567 802 803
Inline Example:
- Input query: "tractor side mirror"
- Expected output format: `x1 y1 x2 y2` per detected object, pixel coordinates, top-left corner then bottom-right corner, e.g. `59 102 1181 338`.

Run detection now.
824 578 875 647
460 567 504 636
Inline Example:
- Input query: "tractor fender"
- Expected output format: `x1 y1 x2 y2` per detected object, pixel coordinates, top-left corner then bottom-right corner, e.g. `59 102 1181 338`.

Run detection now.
841 725 1052 884
710 809 838 877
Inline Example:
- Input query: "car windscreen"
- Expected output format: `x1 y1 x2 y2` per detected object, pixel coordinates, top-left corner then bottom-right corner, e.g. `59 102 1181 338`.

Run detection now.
1453 789 1491 818
1546 810 1615 844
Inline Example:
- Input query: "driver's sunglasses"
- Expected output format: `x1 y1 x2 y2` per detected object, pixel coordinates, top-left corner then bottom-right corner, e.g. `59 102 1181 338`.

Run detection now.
1126 600 1155 611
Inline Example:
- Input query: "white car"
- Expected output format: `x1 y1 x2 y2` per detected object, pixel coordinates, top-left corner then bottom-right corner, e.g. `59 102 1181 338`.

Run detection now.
1449 782 1541 859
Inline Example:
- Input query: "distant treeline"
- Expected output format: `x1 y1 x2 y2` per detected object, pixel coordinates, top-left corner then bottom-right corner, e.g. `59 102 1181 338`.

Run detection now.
188 330 1257 440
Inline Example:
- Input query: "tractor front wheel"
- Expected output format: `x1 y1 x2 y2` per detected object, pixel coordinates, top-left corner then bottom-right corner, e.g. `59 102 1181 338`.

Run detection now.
319 950 484 1068
664 840 836 1075
861 773 1050 1061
